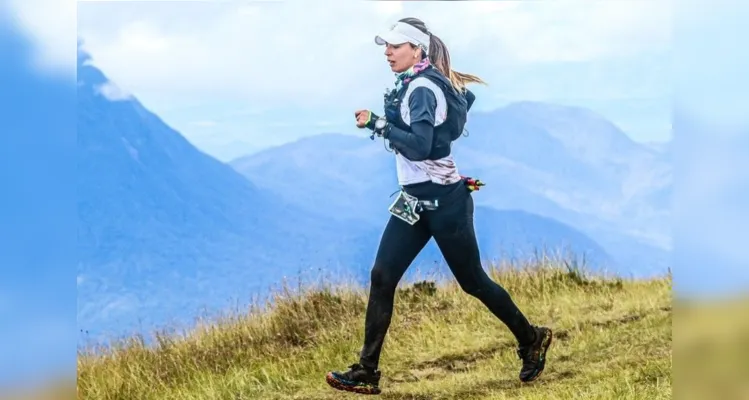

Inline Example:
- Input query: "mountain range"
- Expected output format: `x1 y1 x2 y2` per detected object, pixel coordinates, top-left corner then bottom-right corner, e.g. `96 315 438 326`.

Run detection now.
77 48 670 346
231 102 672 276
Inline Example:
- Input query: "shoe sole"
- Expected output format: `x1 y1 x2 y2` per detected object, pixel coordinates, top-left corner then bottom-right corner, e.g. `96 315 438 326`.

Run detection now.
326 372 382 395
521 328 553 383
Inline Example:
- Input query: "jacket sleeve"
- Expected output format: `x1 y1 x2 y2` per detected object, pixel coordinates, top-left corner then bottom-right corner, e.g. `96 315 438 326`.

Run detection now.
383 86 437 161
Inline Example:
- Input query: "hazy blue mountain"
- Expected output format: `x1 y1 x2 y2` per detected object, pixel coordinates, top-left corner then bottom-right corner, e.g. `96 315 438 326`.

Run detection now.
459 103 672 270
645 140 672 155
310 204 615 286
229 131 613 269
231 102 672 275
229 133 396 225
77 52 612 346
472 206 612 268
457 102 671 238
230 132 619 269
77 52 368 344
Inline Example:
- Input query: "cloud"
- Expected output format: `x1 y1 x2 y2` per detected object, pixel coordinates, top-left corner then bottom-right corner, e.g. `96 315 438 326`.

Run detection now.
496 1 672 63
76 1 672 111
95 81 133 101
74 1 676 153
5 0 76 76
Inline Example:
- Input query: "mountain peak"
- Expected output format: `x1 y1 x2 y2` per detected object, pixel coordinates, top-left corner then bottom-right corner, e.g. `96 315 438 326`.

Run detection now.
77 42 134 102
500 100 623 133
503 100 602 116
491 100 642 161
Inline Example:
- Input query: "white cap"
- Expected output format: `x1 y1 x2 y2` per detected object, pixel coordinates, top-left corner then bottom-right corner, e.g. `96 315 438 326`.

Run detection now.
374 21 430 51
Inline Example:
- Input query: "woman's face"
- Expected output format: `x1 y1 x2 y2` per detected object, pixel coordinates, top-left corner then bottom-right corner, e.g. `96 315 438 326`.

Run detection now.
384 42 418 73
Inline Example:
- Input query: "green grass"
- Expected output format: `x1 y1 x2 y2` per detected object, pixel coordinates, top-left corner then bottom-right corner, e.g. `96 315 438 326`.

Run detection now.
77 259 672 399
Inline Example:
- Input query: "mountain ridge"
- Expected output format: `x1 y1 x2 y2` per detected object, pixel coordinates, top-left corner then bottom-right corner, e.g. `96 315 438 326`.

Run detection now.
78 54 369 342
77 53 615 345
230 101 672 274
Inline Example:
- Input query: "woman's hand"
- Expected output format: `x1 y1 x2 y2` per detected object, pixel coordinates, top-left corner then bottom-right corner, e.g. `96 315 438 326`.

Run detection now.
354 109 372 128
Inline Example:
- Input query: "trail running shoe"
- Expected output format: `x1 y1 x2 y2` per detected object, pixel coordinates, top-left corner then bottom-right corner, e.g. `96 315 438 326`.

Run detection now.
517 326 553 382
326 363 382 395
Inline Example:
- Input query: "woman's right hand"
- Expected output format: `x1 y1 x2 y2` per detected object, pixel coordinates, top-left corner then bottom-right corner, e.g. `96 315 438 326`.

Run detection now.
354 109 371 128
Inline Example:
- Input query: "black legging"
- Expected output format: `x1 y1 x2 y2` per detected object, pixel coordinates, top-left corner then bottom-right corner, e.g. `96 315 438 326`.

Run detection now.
359 182 536 370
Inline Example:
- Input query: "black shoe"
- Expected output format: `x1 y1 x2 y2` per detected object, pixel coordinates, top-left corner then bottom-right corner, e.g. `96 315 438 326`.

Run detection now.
326 363 382 395
517 326 553 382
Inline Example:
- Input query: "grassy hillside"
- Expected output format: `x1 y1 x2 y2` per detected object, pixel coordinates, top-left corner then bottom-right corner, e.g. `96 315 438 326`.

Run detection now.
77 260 672 399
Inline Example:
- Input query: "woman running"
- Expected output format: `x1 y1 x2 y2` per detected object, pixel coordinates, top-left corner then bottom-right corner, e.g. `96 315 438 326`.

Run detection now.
325 17 553 395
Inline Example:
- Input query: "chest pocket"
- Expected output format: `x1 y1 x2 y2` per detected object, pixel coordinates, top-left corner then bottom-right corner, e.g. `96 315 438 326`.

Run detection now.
383 88 407 128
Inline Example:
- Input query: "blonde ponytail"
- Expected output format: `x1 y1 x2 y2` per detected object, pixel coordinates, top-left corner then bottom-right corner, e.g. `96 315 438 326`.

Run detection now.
398 17 487 91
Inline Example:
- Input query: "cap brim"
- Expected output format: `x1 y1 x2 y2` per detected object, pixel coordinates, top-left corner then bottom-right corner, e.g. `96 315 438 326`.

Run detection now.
374 31 413 46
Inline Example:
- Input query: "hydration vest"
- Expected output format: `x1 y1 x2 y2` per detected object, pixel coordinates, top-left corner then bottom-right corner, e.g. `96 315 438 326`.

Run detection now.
383 65 469 160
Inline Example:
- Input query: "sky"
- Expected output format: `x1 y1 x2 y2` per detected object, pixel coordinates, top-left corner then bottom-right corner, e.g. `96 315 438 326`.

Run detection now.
76 0 674 161
0 0 747 392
